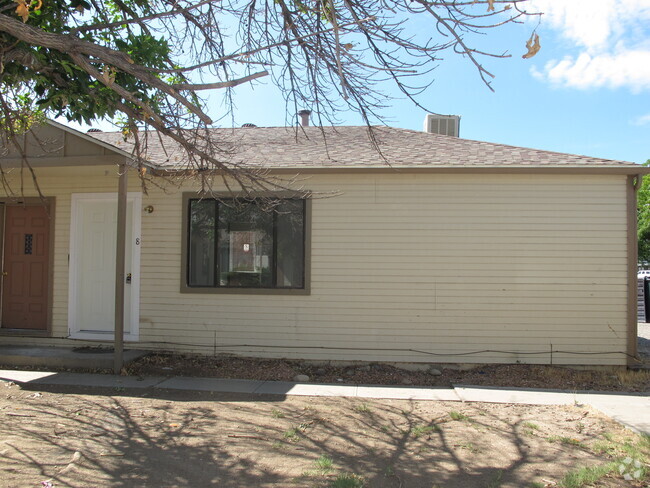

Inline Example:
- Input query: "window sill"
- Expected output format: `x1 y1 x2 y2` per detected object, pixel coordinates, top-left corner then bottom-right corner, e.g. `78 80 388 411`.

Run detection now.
179 285 311 296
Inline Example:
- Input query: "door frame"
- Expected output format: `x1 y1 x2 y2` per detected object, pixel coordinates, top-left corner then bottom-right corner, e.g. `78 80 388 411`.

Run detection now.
0 197 55 335
68 192 141 341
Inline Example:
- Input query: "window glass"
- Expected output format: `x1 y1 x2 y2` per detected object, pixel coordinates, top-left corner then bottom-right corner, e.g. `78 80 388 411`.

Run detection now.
276 200 304 288
188 200 216 286
187 198 305 289
218 202 274 287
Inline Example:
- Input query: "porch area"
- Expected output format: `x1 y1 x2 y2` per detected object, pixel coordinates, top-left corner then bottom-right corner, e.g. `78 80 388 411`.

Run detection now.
0 345 147 370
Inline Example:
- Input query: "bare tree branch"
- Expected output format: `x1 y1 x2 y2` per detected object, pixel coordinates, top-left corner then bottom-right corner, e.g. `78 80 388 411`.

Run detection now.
0 0 541 196
172 70 269 91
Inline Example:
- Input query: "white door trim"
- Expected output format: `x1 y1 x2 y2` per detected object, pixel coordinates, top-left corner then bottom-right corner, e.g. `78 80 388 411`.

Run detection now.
68 192 141 341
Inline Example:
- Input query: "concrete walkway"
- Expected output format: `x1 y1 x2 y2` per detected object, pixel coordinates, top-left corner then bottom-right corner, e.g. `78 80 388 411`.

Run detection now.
1 369 648 435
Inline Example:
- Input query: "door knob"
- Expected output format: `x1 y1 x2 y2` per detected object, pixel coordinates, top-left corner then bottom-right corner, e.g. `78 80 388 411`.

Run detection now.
2 271 7 276
126 273 132 284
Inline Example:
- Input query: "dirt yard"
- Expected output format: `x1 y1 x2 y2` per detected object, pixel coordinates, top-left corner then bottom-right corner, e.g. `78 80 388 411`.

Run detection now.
0 381 648 488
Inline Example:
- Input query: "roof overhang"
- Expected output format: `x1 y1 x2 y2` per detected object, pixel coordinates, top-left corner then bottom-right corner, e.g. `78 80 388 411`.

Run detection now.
149 164 650 177
0 119 156 169
4 121 646 176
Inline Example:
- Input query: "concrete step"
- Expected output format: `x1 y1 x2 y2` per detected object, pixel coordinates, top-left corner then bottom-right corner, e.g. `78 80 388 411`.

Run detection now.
0 346 147 370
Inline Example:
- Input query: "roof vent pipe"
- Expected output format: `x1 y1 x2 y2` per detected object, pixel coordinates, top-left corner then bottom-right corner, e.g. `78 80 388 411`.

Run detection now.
298 110 311 127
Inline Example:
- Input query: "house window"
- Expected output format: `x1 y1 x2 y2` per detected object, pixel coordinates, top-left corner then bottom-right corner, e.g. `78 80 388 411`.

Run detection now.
187 198 306 290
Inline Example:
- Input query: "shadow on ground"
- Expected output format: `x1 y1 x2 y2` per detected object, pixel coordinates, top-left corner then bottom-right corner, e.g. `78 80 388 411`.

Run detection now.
639 336 650 363
0 382 635 488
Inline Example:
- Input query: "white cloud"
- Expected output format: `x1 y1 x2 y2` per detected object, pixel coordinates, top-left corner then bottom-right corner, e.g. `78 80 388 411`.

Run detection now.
529 0 650 91
542 49 650 91
632 113 650 125
529 0 650 50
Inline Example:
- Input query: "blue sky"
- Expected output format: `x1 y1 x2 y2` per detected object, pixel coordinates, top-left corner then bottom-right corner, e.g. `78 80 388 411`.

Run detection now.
224 0 650 164
70 0 650 165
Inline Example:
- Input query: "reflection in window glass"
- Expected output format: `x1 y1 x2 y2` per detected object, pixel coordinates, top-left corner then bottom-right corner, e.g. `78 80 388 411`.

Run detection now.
276 201 304 288
187 198 305 289
218 203 273 287
188 200 216 286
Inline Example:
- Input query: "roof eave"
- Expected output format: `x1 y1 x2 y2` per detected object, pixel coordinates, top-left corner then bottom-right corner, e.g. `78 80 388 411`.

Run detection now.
150 164 650 176
45 120 161 170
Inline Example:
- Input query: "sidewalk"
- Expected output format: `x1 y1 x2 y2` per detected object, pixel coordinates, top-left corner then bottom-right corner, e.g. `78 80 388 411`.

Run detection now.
1 369 648 435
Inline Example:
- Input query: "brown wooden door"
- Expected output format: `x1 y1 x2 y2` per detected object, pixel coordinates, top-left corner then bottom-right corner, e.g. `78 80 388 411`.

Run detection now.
1 205 50 330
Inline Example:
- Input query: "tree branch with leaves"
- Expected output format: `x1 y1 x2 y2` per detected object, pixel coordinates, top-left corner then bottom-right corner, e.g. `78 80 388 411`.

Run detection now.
0 0 541 194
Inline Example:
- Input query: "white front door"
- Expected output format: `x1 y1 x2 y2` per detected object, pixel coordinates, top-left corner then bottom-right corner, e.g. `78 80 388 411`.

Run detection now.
69 193 141 340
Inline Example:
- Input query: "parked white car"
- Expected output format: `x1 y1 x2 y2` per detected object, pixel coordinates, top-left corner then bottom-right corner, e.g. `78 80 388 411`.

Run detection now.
639 269 650 279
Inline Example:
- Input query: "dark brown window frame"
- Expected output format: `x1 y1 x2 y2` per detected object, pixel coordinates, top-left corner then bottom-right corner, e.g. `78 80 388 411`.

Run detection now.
180 192 311 295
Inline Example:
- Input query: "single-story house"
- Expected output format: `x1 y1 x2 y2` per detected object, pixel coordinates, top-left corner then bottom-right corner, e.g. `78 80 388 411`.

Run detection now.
0 117 647 367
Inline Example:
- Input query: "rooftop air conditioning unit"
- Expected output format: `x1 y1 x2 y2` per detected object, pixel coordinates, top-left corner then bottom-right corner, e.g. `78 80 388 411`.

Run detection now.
423 114 460 137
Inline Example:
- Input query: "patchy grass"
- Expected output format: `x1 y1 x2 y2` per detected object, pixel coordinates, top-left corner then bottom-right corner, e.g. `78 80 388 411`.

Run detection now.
589 430 650 459
283 427 301 441
486 470 503 488
547 436 583 447
522 421 540 430
315 454 334 474
591 441 617 456
329 473 365 488
271 408 285 419
354 403 372 415
303 454 335 478
411 424 440 438
1 383 648 488
558 462 618 488
639 433 650 450
449 410 470 421
617 457 647 481
586 430 649 485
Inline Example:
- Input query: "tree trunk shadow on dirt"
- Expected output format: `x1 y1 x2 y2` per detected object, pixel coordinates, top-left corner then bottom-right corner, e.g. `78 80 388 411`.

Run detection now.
0 383 629 488
2 388 288 487
293 401 603 488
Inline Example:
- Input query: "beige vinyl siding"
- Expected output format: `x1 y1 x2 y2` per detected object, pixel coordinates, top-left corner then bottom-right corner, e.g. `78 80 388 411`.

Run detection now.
1 169 630 365
139 172 627 365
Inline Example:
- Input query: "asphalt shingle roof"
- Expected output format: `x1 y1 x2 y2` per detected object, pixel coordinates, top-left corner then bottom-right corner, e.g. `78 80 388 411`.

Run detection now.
89 126 639 170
